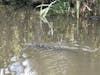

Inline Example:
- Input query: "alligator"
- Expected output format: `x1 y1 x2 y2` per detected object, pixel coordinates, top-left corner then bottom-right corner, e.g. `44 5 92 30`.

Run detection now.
88 16 100 21
24 42 98 53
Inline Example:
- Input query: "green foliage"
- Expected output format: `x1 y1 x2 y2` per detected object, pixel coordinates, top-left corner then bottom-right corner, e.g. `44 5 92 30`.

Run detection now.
49 0 70 15
1 0 99 16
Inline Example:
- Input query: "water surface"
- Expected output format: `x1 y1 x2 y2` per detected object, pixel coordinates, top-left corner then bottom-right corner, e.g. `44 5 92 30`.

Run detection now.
0 7 100 75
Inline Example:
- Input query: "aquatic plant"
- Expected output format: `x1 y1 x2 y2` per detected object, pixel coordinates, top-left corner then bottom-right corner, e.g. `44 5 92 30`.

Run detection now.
35 0 59 36
36 0 58 17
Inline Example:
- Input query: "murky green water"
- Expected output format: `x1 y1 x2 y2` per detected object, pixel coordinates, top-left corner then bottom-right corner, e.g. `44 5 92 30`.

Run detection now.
0 6 100 75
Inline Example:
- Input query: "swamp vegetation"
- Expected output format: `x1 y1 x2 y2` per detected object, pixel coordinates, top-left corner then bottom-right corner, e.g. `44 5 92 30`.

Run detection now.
0 0 100 75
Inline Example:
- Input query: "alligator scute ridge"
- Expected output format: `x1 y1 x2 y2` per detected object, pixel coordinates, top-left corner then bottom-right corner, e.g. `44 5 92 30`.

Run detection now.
24 42 98 53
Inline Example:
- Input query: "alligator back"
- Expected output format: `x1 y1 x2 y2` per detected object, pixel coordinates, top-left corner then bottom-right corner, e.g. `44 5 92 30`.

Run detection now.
24 42 97 53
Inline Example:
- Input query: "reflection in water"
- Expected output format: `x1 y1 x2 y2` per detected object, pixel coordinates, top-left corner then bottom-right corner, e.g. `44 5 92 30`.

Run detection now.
0 6 100 75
